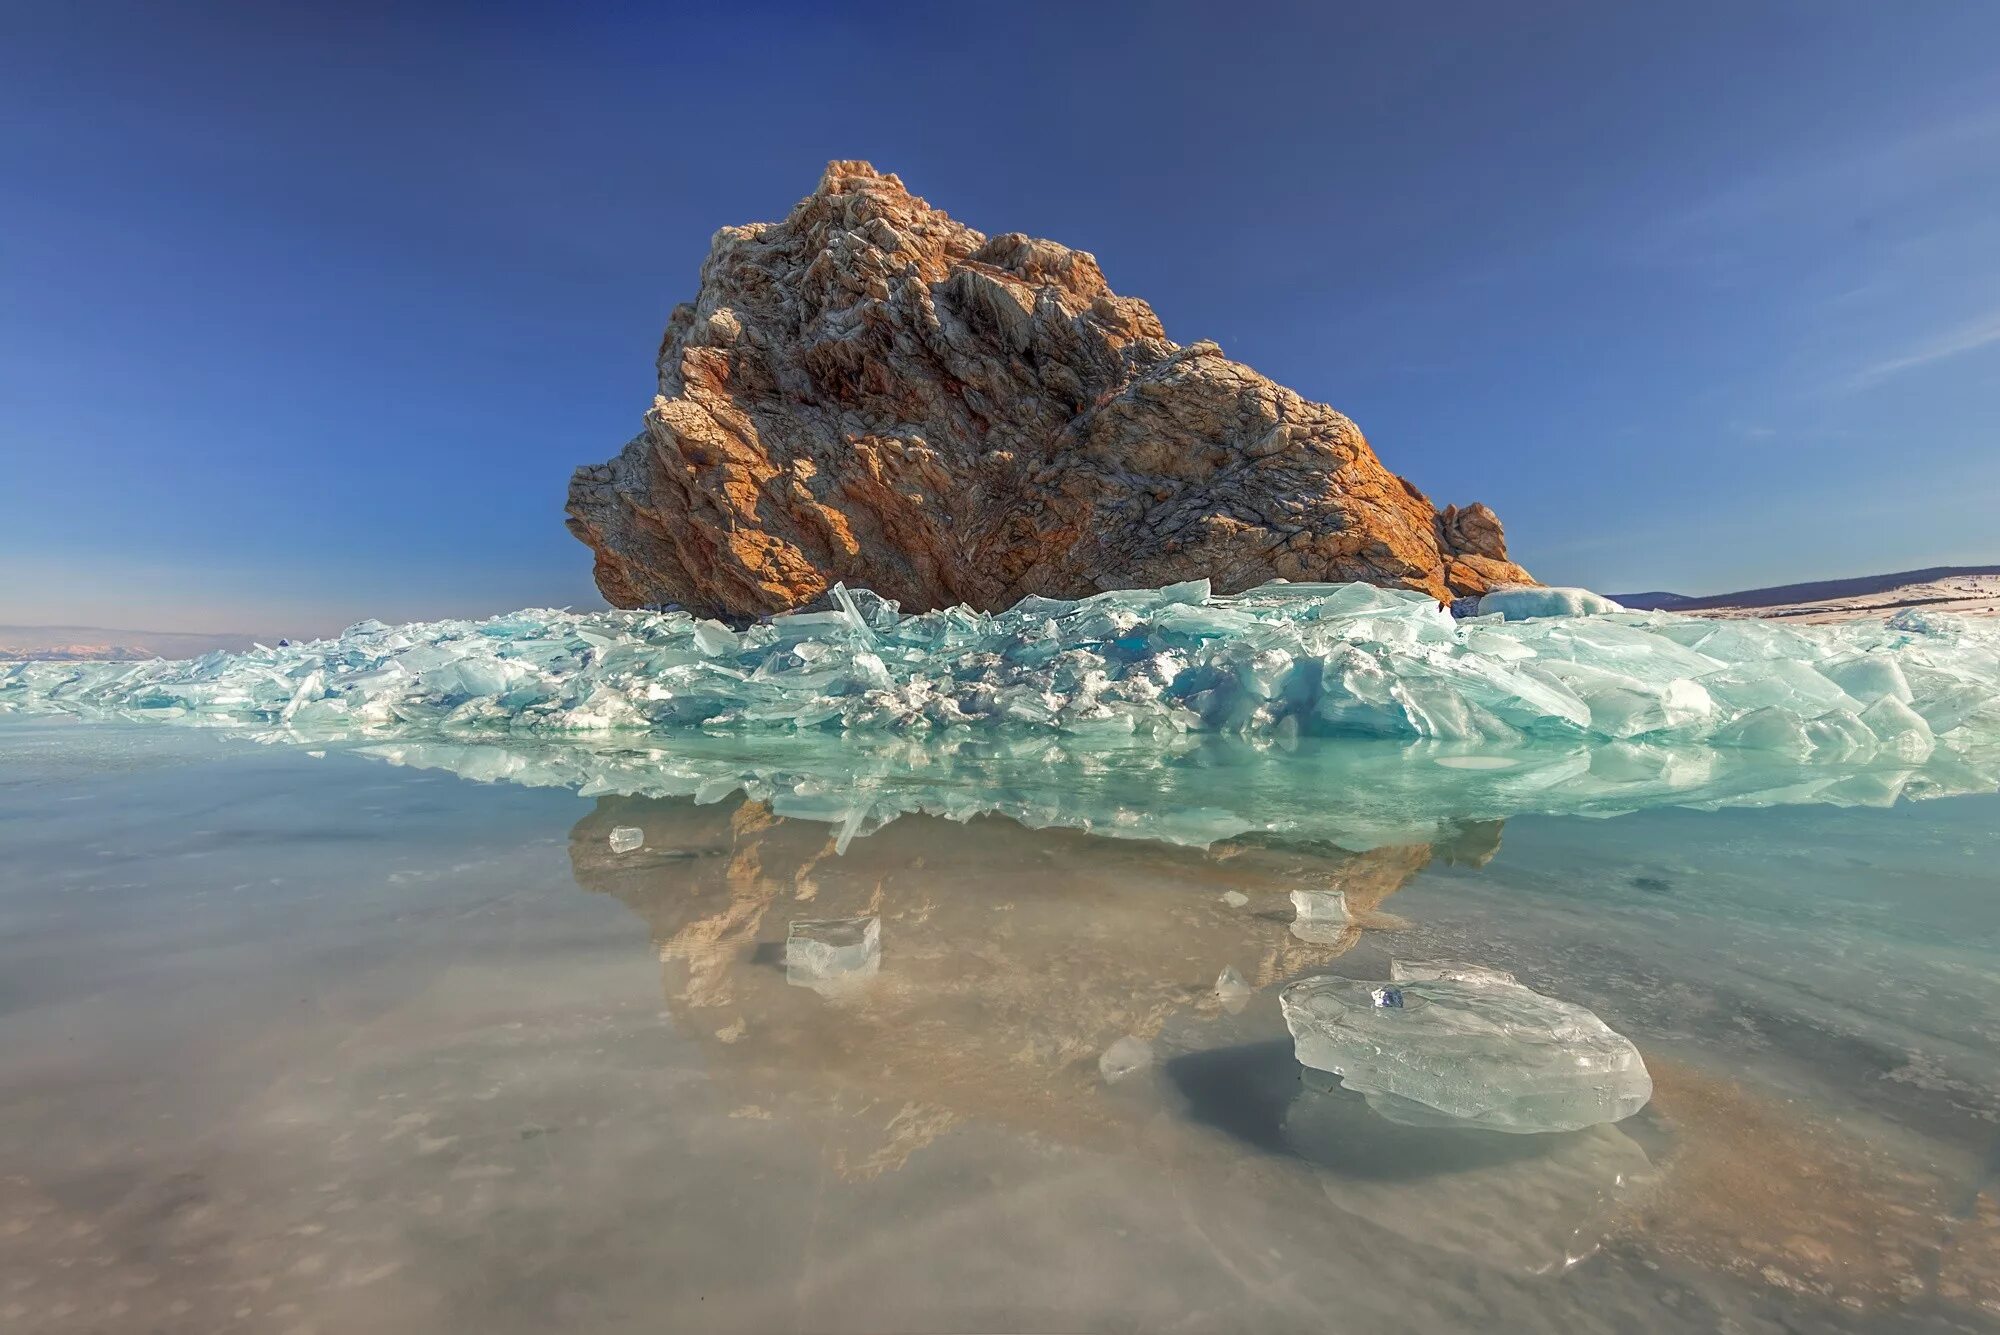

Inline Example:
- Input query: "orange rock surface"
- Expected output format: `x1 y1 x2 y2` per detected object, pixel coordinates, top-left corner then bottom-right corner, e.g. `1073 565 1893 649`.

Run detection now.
568 161 1533 618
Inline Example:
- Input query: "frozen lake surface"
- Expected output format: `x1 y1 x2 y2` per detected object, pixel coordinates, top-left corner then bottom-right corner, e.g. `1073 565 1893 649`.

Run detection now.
2 714 1997 1333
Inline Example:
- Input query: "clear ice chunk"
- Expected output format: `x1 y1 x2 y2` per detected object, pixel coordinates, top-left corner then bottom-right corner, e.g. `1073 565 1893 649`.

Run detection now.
1219 890 1250 908
1291 888 1349 922
1280 970 1652 1134
1288 888 1351 942
785 915 881 993
608 826 644 853
1215 966 1253 1012
1099 1035 1154 1082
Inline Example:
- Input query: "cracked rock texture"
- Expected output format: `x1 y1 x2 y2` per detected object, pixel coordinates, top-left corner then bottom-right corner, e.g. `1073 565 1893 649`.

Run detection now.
567 161 1533 618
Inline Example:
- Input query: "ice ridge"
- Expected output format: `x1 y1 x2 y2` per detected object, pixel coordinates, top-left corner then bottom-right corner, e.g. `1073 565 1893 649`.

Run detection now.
4 580 1997 756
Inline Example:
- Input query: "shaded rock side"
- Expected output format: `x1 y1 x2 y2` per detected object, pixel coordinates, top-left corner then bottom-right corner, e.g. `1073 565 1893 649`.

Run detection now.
567 161 1533 618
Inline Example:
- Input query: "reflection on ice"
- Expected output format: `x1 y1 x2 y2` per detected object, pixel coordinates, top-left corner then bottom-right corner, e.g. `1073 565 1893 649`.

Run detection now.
1283 1074 1657 1274
331 728 1997 853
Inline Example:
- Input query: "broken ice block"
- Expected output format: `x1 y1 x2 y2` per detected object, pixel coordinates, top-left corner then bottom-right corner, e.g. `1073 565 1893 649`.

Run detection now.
1099 1035 1154 1082
1280 973 1652 1134
608 826 644 853
1289 888 1351 942
785 915 881 993
1215 966 1253 1013
1291 888 1349 922
1220 890 1250 908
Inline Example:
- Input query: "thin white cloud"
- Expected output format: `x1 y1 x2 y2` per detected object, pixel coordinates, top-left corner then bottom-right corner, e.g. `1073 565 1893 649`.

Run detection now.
1647 108 2000 248
1846 309 2000 390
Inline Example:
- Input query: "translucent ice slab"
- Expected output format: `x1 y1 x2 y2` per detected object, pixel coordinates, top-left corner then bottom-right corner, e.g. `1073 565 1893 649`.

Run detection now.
1279 968 1653 1134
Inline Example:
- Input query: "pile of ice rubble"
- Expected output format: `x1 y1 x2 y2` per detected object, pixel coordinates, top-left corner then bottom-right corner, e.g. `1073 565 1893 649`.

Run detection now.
1282 961 1653 1135
4 580 1997 756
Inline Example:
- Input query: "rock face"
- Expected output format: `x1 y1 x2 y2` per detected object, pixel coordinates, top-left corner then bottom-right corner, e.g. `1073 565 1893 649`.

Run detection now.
567 161 1533 619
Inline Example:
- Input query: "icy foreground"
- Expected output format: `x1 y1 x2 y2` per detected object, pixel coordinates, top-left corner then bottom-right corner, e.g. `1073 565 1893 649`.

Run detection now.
4 581 1997 759
1280 966 1653 1134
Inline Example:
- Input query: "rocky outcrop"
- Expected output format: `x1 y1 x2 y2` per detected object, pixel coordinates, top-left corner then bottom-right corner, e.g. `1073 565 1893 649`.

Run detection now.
567 161 1533 619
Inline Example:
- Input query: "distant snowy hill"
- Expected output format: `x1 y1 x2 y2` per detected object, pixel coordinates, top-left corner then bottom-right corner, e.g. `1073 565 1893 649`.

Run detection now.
0 625 258 661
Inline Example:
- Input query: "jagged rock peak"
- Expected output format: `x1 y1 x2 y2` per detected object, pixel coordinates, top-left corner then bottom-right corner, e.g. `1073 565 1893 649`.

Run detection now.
568 159 1533 618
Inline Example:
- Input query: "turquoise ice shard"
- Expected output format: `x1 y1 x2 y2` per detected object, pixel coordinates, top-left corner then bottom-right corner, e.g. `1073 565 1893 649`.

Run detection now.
785 915 880 993
3 579 1996 760
1279 967 1652 1134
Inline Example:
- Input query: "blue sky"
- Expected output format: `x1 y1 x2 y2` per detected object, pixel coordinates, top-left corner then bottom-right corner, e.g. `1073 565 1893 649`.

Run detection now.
4 2 1998 636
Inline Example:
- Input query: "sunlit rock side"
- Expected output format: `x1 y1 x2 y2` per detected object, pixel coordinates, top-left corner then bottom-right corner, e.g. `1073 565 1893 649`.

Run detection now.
566 160 1530 618
6 582 1998 769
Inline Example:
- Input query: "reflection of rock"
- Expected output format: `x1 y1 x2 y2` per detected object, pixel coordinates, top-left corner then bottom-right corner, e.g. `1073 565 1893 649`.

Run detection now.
567 794 1440 1175
1283 1074 1656 1274
1638 1061 1985 1310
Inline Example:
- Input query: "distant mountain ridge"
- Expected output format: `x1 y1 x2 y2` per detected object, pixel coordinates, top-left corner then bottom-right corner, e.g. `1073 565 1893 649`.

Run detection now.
1613 566 2000 612
1616 567 2000 611
0 624 259 661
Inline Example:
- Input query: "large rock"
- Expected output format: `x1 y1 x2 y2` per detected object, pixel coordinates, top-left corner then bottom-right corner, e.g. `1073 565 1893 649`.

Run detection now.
567 161 1533 619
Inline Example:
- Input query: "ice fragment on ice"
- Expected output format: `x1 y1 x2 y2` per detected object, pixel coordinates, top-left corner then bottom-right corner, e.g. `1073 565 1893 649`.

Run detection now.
1476 586 1625 620
1280 972 1652 1134
608 826 644 853
785 915 881 993
1099 1035 1153 1082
